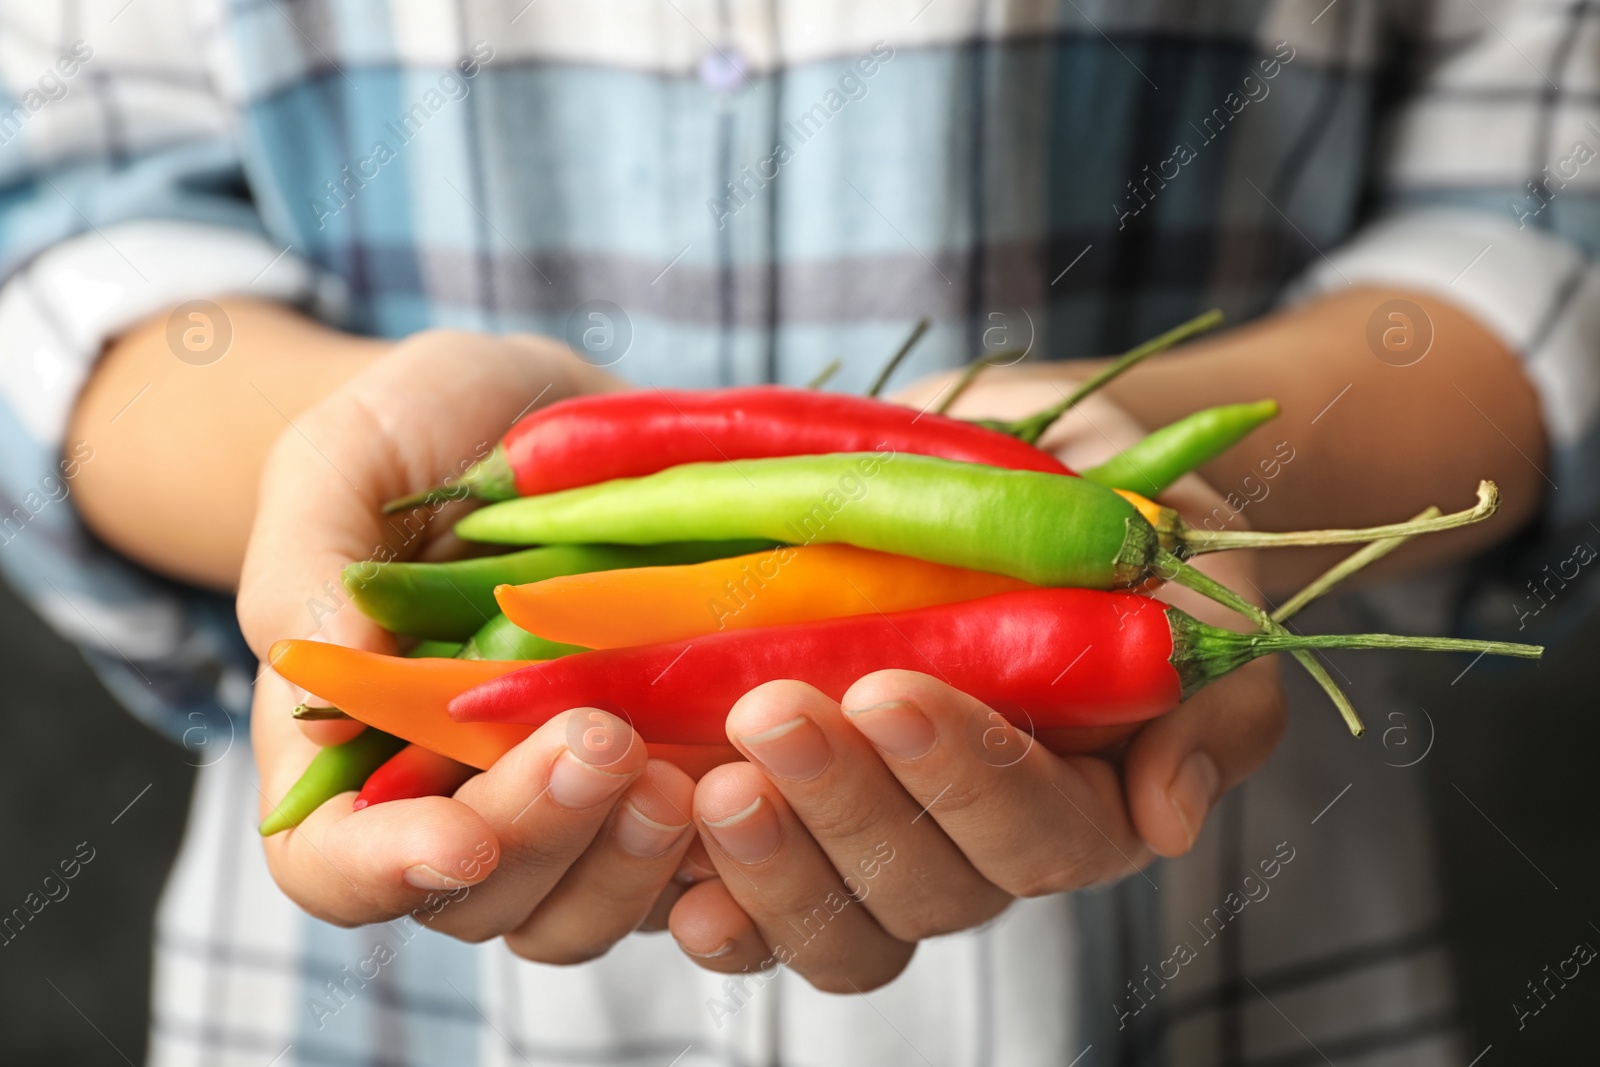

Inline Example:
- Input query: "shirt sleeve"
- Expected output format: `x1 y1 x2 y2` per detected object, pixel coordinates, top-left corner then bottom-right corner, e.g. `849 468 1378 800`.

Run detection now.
1288 0 1600 641
0 6 342 748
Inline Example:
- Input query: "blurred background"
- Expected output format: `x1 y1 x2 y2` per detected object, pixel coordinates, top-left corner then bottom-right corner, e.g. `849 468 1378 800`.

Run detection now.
0 573 1594 1064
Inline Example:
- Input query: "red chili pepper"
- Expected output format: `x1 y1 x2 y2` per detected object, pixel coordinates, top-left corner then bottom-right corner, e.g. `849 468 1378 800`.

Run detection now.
449 588 1540 740
384 387 1073 511
352 744 476 810
449 590 1201 740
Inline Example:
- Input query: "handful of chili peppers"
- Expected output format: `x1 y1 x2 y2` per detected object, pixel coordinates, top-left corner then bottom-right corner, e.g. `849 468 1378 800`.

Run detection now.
261 311 1543 835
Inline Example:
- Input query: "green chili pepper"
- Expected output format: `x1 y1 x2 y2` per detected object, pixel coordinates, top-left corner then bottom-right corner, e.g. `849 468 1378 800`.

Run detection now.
257 728 407 836
1084 400 1279 495
454 453 1503 591
458 612 588 661
408 639 465 658
455 453 1154 588
343 540 771 641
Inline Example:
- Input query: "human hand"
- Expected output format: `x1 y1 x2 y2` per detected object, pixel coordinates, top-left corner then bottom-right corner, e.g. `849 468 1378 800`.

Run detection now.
664 373 1285 991
239 330 699 958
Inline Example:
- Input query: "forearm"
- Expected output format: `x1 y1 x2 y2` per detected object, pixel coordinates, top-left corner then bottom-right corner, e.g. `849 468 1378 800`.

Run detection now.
1097 288 1546 591
69 299 388 590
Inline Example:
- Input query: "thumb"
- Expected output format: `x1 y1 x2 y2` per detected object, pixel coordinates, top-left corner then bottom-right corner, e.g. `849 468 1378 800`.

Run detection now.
1122 655 1285 857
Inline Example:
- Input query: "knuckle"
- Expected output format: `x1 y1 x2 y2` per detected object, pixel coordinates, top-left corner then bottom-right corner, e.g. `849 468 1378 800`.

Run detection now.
439 922 501 946
804 956 911 995
997 848 1101 899
923 779 988 818
878 908 961 943
876 889 1010 943
502 833 592 876
502 921 620 972
505 931 616 967
805 971 866 995
793 799 886 844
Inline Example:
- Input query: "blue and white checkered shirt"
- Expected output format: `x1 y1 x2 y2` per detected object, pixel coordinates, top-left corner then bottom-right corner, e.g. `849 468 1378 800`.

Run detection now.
0 1 1594 1064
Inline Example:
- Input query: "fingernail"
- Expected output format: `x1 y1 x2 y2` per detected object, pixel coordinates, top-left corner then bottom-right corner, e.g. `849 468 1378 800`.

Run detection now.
680 938 735 959
614 802 690 858
1169 751 1220 849
403 864 464 891
674 841 718 884
548 751 631 810
844 700 936 760
738 716 832 782
702 797 780 865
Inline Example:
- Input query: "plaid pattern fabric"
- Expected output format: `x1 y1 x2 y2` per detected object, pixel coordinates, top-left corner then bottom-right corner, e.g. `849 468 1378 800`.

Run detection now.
0 0 1594 1064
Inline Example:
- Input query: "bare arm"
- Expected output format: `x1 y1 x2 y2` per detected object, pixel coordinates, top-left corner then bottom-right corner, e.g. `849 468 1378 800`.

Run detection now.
933 288 1547 594
68 299 387 591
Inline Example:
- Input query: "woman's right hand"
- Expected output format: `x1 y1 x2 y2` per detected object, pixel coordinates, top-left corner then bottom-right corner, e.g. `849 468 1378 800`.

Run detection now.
238 329 699 958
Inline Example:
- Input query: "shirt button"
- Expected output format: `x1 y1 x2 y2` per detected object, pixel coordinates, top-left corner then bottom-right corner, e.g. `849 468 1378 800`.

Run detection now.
698 47 749 91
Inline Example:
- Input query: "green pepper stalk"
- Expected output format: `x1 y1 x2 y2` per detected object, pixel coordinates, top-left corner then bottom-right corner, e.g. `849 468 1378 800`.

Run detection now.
982 309 1225 444
866 317 931 397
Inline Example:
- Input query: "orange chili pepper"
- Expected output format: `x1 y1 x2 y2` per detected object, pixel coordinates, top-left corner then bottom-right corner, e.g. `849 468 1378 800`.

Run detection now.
494 544 1033 649
270 641 533 769
268 640 741 775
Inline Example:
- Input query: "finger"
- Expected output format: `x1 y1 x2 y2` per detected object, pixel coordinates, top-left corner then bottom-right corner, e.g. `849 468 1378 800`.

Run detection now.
504 760 696 963
725 681 1009 942
842 670 1152 896
262 770 501 927
250 659 501 924
423 708 647 941
236 332 583 660
667 878 770 971
1123 655 1284 857
638 877 692 933
693 762 915 992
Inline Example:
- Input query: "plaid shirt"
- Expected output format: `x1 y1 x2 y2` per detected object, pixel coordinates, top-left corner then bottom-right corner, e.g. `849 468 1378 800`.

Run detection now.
0 1 1595 1064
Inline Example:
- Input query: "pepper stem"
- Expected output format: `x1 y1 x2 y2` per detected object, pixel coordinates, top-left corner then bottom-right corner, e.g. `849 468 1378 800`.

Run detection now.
1270 508 1438 623
1179 483 1497 555
1004 309 1224 444
866 317 932 398
1155 549 1367 736
932 348 1026 415
807 359 843 390
1170 610 1543 711
380 443 518 514
1240 631 1541 658
292 704 351 721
